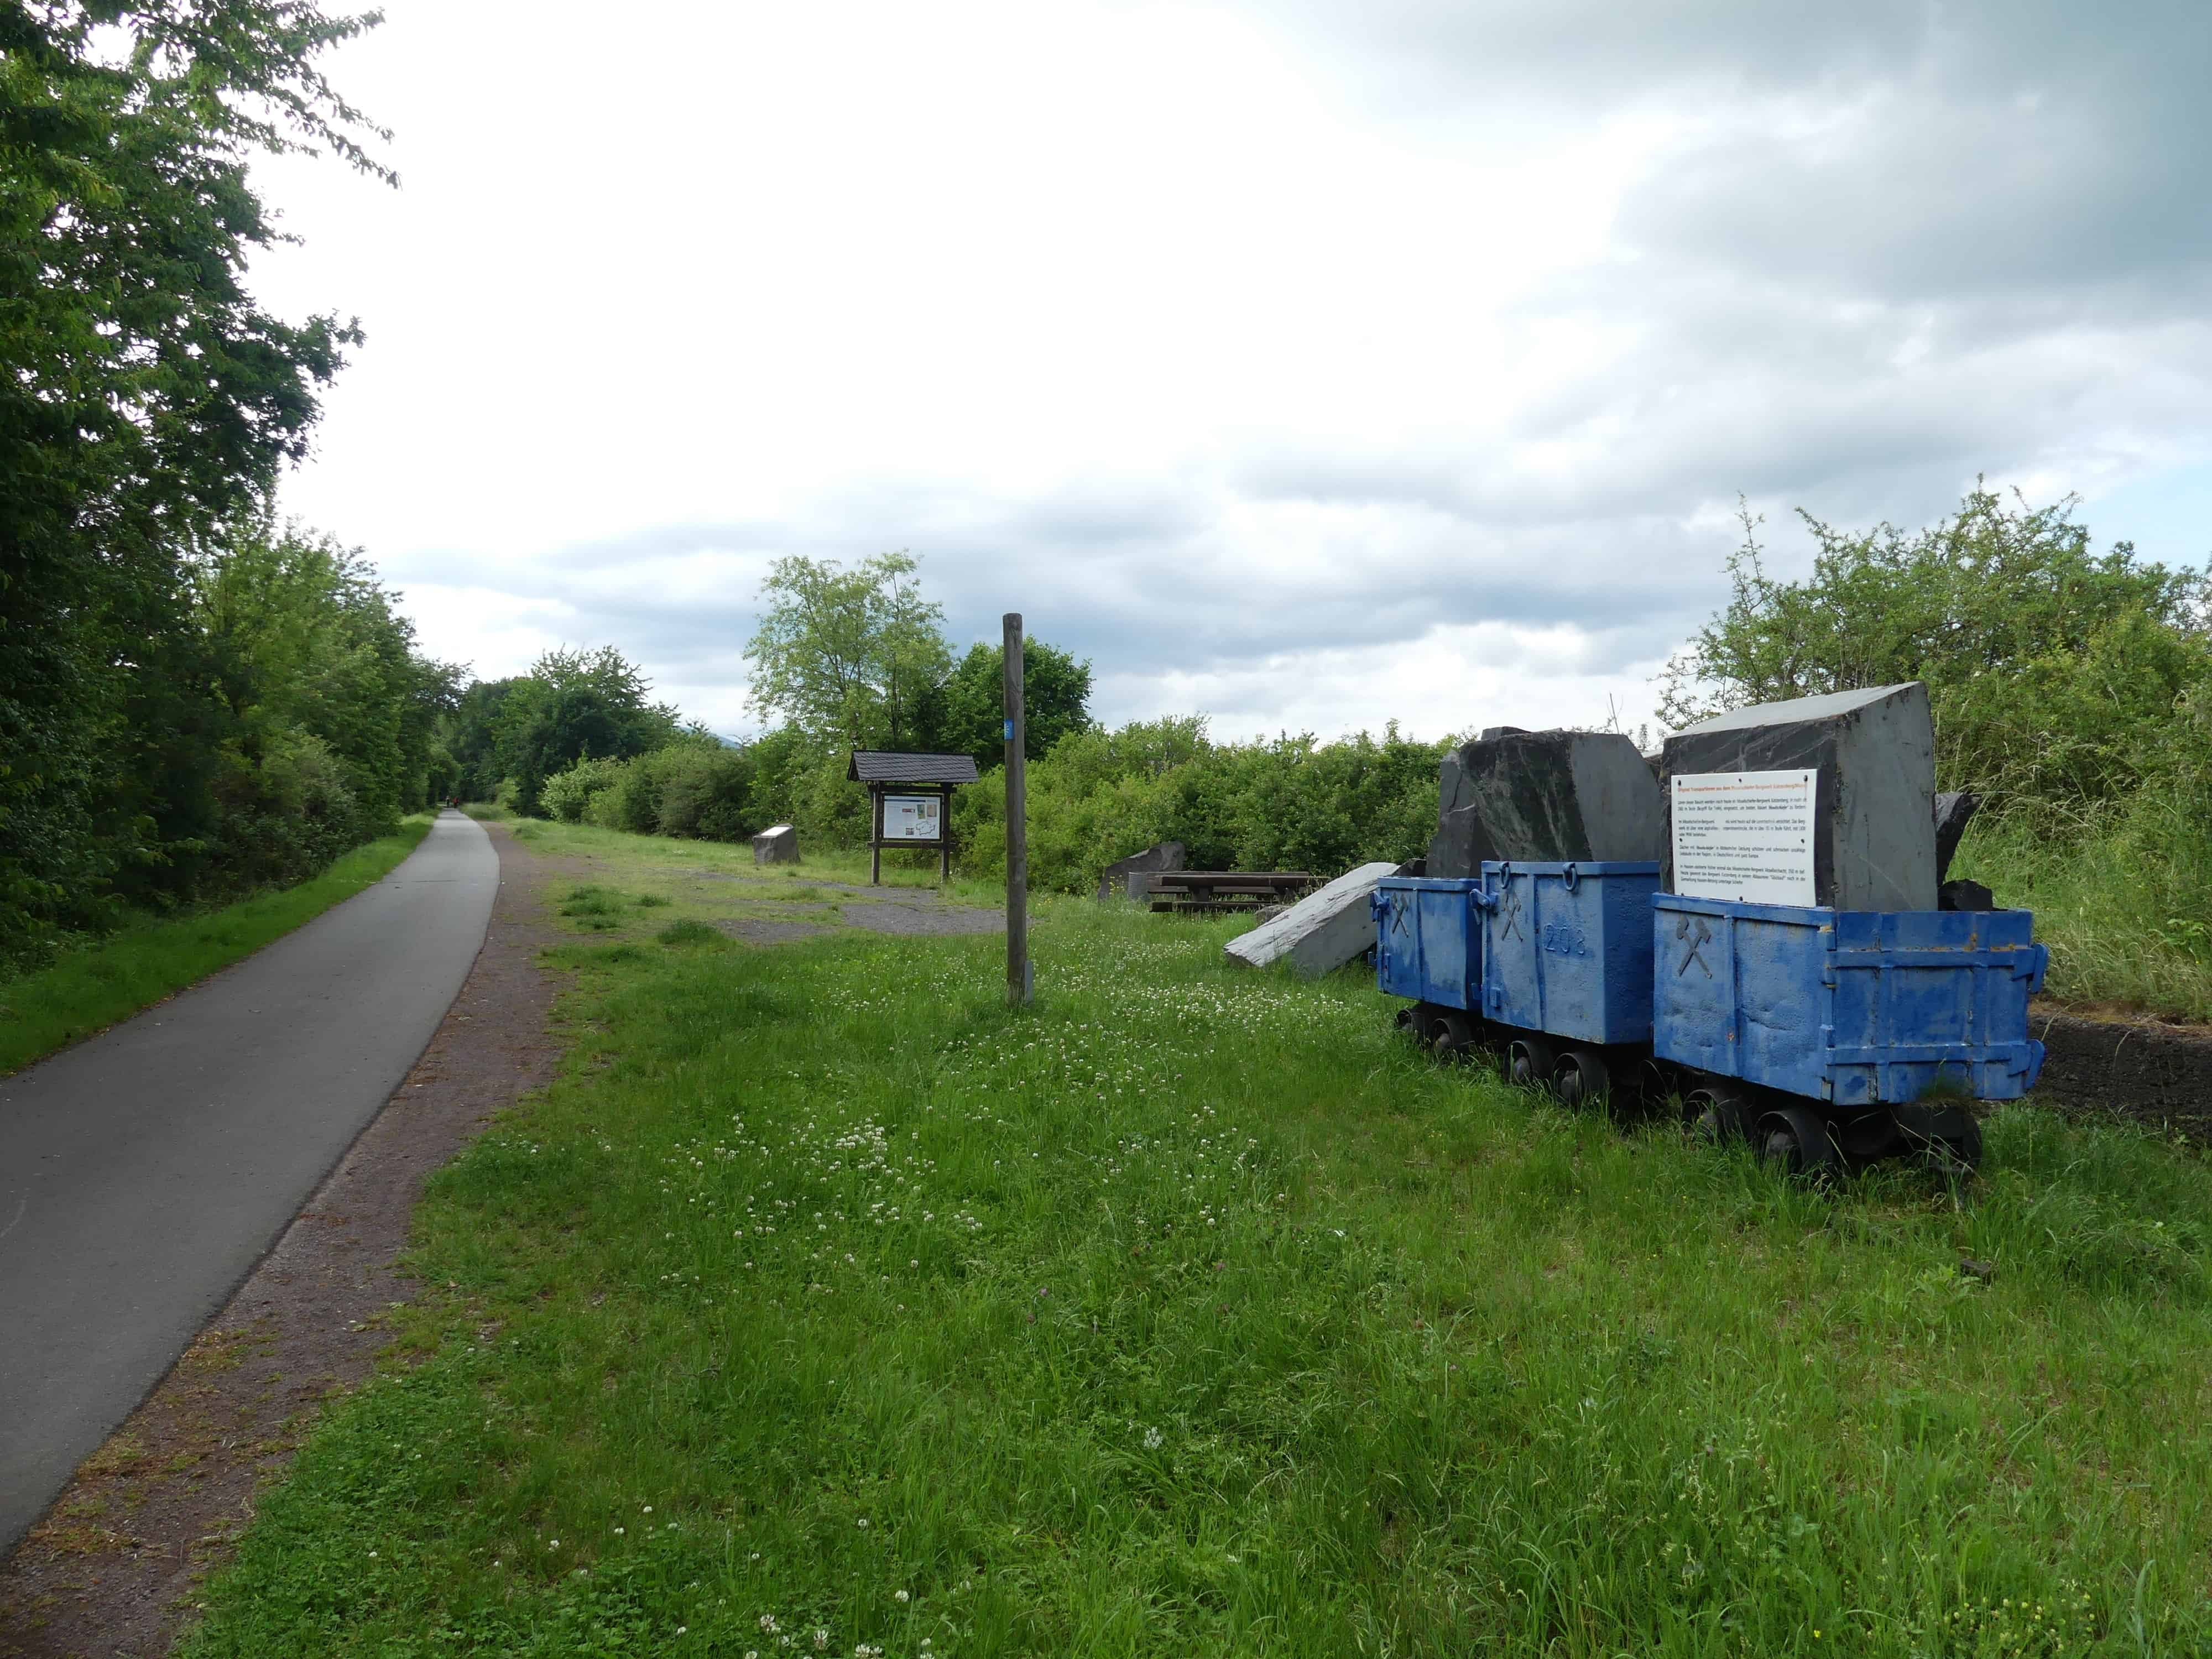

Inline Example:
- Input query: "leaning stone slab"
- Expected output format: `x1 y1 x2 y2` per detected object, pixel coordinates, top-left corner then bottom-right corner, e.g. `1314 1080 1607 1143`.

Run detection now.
1662 682 1936 911
753 823 799 865
1098 840 1186 902
1427 729 1665 878
1224 861 1399 977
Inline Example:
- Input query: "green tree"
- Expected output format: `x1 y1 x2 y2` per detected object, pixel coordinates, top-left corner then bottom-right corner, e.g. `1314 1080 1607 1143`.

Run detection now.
1658 487 2212 807
195 518 461 820
440 677 524 802
491 646 681 815
744 551 951 751
0 0 387 960
928 637 1094 766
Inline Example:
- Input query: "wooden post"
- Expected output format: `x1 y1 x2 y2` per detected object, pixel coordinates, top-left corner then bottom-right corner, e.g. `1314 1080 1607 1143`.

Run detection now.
870 788 881 886
939 785 951 885
1004 614 1030 1006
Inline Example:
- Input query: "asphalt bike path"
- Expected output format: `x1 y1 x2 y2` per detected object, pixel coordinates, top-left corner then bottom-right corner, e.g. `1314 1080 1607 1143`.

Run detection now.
0 811 499 1554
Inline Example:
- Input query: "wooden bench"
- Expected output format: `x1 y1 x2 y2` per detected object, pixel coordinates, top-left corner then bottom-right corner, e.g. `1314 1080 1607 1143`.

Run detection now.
1142 871 1313 915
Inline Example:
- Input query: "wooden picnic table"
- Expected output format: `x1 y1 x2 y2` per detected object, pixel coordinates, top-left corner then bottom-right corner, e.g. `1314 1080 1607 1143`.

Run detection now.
1143 871 1313 914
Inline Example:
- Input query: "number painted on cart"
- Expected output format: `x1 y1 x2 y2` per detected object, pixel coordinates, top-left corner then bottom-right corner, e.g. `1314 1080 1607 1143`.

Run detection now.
1542 922 1589 957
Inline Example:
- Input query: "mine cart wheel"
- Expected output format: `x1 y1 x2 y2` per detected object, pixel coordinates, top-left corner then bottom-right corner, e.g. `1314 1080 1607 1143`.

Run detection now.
1426 1009 1478 1062
1893 1099 1985 1175
1945 1117 1985 1169
1684 1082 1752 1144
1506 1034 1558 1092
1553 1048 1610 1107
1757 1105 1843 1180
1918 1115 1984 1176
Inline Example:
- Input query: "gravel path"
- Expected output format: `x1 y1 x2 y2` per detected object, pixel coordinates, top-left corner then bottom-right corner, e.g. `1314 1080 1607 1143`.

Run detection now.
842 902 1003 937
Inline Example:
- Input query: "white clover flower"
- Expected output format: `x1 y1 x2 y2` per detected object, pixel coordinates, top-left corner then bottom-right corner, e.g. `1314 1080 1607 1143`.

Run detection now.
895 1589 910 1603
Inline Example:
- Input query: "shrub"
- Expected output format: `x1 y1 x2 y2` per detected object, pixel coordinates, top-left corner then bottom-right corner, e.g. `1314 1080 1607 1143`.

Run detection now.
541 755 627 823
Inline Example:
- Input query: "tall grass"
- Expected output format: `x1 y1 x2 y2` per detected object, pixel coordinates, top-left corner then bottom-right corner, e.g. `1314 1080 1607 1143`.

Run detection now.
0 819 432 1075
1958 809 2212 1021
181 891 2212 1656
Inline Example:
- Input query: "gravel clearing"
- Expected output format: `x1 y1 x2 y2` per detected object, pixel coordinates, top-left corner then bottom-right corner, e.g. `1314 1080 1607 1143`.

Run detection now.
842 901 1004 937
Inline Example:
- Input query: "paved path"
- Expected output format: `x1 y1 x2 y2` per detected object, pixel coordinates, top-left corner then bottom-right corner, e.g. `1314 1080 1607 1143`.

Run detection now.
0 812 499 1554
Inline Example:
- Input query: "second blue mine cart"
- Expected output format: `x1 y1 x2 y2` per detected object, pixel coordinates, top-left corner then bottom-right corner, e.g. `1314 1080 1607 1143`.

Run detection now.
1373 689 2049 1172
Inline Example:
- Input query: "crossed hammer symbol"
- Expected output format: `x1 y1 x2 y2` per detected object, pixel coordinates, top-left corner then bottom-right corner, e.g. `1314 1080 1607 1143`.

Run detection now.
1499 888 1525 942
1675 914 1715 978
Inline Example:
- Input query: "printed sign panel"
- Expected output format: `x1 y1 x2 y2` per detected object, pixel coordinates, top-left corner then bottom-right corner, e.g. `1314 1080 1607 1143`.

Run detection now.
880 794 943 842
1670 770 1816 906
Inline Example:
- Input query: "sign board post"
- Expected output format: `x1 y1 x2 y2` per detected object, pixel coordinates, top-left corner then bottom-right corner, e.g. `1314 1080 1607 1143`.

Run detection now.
1004 613 1030 1006
848 750 978 887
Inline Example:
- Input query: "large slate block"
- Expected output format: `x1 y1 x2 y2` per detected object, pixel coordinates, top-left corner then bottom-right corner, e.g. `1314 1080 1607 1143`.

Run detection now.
753 824 799 865
1427 730 1665 878
1934 791 1980 883
1224 862 1398 977
1097 840 1186 902
1662 682 1935 911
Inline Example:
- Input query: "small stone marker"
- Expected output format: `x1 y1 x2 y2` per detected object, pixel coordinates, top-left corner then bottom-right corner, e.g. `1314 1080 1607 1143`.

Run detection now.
1097 840 1186 902
1662 682 1936 911
752 824 799 865
1224 861 1399 977
1427 730 1665 879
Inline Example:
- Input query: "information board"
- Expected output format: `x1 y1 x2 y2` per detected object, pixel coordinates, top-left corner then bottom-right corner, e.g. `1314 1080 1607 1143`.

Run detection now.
1670 769 1817 906
880 794 943 842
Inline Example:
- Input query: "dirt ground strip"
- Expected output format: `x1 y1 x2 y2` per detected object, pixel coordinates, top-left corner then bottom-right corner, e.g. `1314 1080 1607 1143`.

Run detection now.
0 825 567 1659
2033 1004 2212 1137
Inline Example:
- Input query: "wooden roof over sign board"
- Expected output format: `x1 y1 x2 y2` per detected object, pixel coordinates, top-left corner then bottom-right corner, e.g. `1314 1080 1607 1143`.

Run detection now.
847 750 981 785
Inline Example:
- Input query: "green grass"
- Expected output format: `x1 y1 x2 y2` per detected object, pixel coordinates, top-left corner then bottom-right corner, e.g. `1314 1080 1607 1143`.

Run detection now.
179 889 2212 1657
0 819 433 1076
1958 813 2212 1024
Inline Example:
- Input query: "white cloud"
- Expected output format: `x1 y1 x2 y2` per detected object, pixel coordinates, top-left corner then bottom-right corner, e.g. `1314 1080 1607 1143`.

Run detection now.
255 0 2212 740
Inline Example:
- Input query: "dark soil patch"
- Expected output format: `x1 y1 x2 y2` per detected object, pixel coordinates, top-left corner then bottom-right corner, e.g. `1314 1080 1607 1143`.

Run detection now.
0 825 567 1659
2032 1004 2212 1139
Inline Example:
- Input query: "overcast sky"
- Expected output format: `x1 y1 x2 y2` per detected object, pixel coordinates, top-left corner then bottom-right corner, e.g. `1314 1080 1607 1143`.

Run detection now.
247 0 2212 742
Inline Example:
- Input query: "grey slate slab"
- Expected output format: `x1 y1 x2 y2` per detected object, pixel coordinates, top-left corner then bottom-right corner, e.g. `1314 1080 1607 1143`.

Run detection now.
1098 841 1185 902
1224 862 1398 977
1427 730 1665 878
1661 681 1936 911
1933 791 1980 884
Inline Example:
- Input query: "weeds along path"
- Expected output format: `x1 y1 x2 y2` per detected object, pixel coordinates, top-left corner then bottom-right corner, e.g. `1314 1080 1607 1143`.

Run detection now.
0 820 565 1657
152 862 2212 1658
0 813 502 1576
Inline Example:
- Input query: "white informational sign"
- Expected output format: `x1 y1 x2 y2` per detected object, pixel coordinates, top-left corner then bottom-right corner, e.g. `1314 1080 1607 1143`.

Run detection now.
1670 769 1817 906
880 794 942 842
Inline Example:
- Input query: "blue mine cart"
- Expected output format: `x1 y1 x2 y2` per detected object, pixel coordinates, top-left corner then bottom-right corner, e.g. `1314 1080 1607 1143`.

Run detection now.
1373 862 1660 1107
1373 873 2049 1172
1652 896 2047 1171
